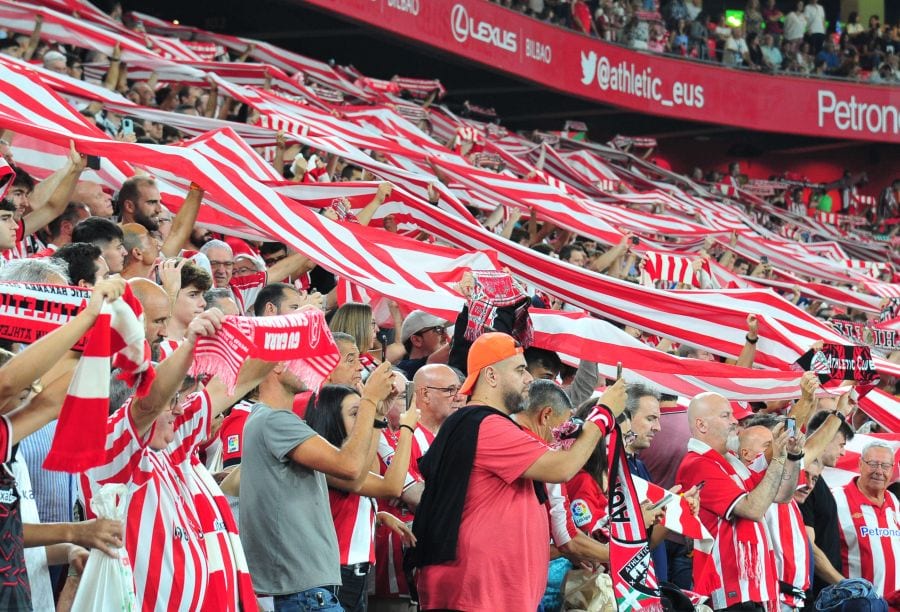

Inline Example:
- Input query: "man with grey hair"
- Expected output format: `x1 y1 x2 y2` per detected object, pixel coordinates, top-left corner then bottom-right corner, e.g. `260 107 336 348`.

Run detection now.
203 288 239 316
0 257 69 283
42 50 67 74
832 440 900 595
199 239 313 314
676 392 793 611
513 379 610 568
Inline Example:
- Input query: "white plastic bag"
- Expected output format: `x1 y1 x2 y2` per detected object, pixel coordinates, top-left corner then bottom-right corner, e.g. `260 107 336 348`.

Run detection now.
72 484 138 612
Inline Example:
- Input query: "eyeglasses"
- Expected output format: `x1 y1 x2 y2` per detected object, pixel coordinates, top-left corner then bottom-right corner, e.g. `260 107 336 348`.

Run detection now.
416 326 446 337
425 385 461 396
208 260 234 269
263 253 287 267
862 460 893 471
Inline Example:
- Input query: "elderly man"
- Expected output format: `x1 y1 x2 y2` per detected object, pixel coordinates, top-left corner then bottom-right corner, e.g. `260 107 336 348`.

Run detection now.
199 239 312 313
411 332 626 612
676 392 794 611
833 441 900 596
409 364 465 468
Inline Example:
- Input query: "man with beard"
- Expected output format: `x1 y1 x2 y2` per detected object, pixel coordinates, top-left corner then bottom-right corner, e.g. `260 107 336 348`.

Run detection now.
118 177 162 231
412 332 626 612
675 392 792 611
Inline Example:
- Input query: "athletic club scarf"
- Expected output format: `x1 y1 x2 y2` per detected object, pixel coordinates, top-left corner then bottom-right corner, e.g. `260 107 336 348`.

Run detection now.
464 270 532 347
189 310 340 393
0 283 159 473
606 419 663 611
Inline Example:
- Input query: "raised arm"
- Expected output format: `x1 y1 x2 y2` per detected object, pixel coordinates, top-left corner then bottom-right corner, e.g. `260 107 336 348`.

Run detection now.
523 380 626 483
23 142 85 236
130 309 224 436
734 314 759 368
0 278 124 411
161 184 203 257
289 362 394 481
732 424 789 520
356 182 393 227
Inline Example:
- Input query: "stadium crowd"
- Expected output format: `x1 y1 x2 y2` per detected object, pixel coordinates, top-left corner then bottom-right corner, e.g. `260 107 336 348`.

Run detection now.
0 1 899 612
491 0 900 81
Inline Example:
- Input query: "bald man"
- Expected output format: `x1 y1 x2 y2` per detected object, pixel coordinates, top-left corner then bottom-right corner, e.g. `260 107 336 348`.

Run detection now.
675 392 794 612
120 223 160 280
72 181 114 218
129 278 171 361
738 421 810 611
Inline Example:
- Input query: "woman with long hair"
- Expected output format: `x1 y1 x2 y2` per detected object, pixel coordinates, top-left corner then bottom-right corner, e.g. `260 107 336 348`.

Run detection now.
306 384 418 612
329 302 405 371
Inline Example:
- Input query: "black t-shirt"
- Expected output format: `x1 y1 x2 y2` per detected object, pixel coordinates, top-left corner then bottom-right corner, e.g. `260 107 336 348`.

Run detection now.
800 475 842 599
0 444 31 611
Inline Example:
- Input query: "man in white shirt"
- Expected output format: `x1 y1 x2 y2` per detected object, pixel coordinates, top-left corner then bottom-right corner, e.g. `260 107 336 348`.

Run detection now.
724 27 751 66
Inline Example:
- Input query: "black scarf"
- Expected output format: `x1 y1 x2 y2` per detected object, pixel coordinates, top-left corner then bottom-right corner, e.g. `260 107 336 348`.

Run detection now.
407 405 547 569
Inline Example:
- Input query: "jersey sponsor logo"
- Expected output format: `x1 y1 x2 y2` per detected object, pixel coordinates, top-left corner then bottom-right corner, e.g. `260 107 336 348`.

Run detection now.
571 499 592 527
0 486 16 504
227 434 240 454
860 525 900 537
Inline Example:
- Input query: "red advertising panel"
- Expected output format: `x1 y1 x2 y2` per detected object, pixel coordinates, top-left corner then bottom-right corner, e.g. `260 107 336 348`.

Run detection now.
298 0 900 143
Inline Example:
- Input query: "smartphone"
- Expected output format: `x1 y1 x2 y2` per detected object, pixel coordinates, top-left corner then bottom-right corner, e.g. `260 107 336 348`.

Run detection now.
85 155 101 170
760 255 769 264
631 236 640 245
647 491 676 512
122 118 134 135
379 332 387 363
616 361 623 380
405 381 414 411
785 417 796 438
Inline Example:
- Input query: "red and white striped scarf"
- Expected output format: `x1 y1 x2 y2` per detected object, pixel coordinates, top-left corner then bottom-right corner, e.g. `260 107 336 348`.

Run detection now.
189 310 340 393
0 282 154 472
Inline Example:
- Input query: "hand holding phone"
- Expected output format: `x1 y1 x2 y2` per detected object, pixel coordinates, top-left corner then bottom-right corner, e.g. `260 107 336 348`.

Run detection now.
405 381 415 412
785 417 796 438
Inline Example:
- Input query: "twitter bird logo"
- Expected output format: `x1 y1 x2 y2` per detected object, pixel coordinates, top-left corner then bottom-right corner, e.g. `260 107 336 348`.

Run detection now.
580 51 597 85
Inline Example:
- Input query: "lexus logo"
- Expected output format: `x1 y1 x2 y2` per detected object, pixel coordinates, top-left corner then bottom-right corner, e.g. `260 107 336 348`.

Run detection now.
450 4 469 43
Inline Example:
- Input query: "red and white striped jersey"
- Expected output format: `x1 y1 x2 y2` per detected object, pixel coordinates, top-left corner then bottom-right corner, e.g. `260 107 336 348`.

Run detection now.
374 428 415 598
833 478 900 596
328 488 376 565
228 271 266 314
676 439 778 610
80 391 215 612
763 499 810 607
408 425 436 482
187 456 256 612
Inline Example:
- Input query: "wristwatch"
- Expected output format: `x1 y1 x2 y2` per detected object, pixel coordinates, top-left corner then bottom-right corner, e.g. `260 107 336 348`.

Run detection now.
373 418 389 429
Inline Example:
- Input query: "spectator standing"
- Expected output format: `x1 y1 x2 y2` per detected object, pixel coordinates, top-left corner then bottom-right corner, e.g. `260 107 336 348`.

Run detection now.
762 0 784 43
784 2 808 52
689 12 711 58
744 0 764 36
675 392 794 611
803 0 827 53
800 410 855 601
832 441 900 596
411 333 626 611
239 361 396 611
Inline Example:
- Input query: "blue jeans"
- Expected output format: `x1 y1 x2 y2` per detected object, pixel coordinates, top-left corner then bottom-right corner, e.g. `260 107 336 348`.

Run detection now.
274 586 344 612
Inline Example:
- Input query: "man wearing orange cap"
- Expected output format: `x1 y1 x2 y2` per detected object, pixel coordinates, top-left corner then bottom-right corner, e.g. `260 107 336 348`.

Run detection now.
409 332 626 612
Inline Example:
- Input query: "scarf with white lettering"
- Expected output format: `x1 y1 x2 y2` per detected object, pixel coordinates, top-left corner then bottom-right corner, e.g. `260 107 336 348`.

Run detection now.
189 310 340 393
606 418 663 611
0 282 155 472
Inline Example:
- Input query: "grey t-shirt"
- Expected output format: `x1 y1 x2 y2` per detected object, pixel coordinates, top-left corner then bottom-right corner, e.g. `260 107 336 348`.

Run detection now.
239 404 341 595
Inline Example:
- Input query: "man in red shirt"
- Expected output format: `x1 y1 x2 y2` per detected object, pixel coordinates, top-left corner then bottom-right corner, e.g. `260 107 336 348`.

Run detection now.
675 392 794 612
412 332 625 612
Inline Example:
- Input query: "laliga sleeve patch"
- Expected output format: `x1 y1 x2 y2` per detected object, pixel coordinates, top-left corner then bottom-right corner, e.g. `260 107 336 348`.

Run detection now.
227 435 240 454
571 499 593 527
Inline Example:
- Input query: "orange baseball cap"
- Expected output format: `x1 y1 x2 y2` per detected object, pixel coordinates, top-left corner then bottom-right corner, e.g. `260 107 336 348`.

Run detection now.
459 332 523 395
